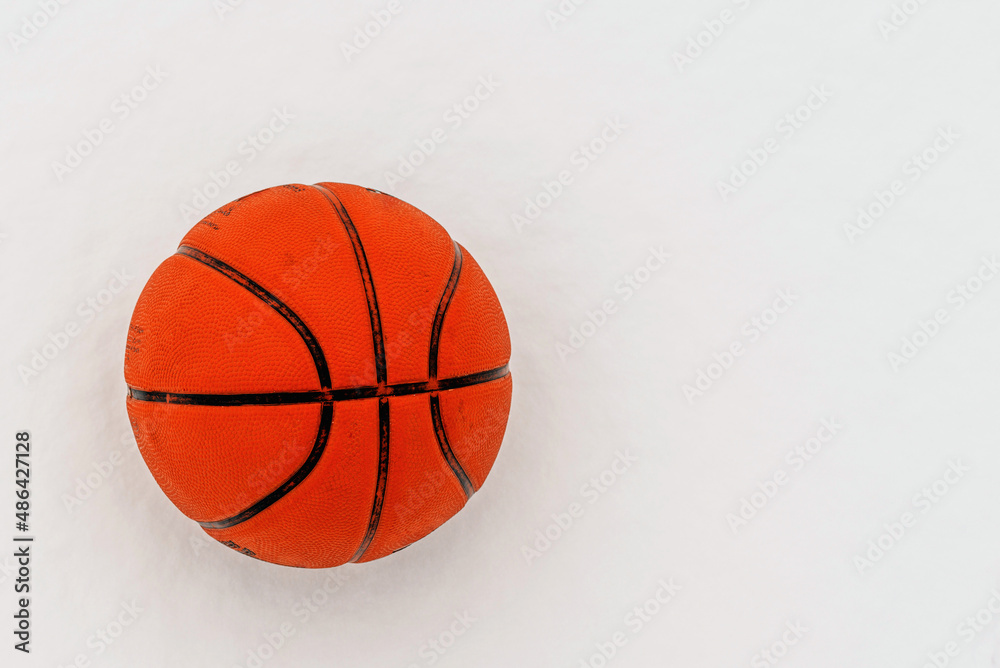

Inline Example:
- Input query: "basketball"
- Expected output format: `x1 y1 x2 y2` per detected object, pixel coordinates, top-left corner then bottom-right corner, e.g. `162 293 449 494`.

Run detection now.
124 182 512 568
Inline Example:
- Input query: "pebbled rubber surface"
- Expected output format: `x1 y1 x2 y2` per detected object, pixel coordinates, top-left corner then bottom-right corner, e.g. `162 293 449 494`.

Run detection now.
125 182 512 568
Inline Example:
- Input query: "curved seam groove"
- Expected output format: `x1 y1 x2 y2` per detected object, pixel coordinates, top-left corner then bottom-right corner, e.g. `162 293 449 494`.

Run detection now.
349 397 391 562
311 183 391 563
176 245 331 388
310 184 387 385
199 403 333 530
427 242 475 499
429 241 463 379
174 245 334 530
430 394 475 498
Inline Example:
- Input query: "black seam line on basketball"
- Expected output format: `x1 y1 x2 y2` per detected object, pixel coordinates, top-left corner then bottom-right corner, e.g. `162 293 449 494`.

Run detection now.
175 245 332 389
311 184 391 563
198 403 334 530
310 184 387 386
426 242 474 499
174 245 334 530
429 393 475 498
428 241 462 380
349 397 391 562
126 365 510 406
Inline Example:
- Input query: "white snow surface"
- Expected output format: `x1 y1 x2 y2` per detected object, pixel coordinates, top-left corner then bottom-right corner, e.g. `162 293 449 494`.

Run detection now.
2 1 1000 666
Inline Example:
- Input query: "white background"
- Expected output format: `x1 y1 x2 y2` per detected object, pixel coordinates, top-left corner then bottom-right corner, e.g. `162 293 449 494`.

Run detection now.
2 0 1000 666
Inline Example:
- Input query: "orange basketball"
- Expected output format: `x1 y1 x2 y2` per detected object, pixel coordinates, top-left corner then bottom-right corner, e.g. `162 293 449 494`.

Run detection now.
124 183 512 568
